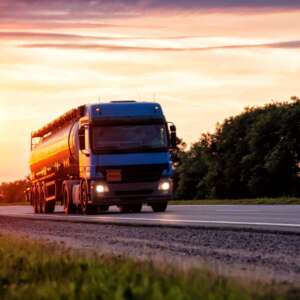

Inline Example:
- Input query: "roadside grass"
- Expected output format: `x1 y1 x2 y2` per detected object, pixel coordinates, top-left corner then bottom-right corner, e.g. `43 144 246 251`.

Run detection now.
170 197 300 205
0 234 299 300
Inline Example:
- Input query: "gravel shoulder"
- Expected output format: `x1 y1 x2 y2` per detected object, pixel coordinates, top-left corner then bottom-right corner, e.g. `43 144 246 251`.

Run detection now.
0 216 299 286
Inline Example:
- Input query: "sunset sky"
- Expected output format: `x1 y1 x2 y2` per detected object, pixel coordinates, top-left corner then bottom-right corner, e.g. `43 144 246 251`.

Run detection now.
1 0 300 182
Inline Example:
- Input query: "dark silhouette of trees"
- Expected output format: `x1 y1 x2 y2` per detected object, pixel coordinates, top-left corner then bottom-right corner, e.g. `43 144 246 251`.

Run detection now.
0 179 28 203
175 98 300 199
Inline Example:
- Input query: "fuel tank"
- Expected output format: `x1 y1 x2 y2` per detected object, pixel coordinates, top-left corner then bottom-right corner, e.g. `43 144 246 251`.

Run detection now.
29 121 80 177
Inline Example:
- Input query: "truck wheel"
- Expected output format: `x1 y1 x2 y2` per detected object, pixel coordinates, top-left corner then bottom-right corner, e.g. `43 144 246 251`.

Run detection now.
63 187 75 215
119 204 142 213
99 205 109 212
151 203 167 212
81 182 97 215
118 205 130 213
45 201 55 214
131 204 142 213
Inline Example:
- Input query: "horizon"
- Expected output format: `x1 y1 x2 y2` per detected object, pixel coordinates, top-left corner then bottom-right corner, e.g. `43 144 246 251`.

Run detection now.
1 0 300 182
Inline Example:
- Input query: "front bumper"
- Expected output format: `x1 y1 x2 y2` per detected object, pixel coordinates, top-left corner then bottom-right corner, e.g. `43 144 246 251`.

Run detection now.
89 180 172 205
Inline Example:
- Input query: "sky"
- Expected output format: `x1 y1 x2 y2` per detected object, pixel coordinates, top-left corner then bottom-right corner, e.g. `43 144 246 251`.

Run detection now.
1 0 300 182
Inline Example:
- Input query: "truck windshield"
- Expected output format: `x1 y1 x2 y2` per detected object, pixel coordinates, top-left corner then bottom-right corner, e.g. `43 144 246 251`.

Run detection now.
92 124 168 152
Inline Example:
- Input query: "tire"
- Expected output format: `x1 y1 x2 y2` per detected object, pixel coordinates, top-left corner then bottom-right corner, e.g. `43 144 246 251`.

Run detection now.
118 205 131 213
99 205 109 212
35 186 43 213
63 186 75 215
85 205 98 215
33 187 39 214
119 204 142 213
80 182 97 215
44 201 55 214
131 204 142 213
151 203 167 212
40 189 46 214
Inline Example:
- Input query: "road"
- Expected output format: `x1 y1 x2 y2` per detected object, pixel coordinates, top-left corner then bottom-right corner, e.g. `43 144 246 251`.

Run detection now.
0 204 299 232
0 204 299 284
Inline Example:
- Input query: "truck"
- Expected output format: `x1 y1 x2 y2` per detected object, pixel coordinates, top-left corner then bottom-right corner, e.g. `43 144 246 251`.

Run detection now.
28 101 177 214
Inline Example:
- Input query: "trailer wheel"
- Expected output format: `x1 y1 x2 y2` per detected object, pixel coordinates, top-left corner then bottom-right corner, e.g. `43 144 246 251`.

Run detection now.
38 187 55 214
45 201 55 214
151 203 167 212
63 186 75 215
40 189 46 214
33 187 39 214
36 186 44 213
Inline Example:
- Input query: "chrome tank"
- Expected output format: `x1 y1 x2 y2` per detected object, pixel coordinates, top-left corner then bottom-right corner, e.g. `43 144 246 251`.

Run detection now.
29 121 79 176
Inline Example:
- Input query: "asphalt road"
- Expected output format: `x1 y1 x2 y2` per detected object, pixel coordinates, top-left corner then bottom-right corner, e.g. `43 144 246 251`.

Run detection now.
0 204 299 232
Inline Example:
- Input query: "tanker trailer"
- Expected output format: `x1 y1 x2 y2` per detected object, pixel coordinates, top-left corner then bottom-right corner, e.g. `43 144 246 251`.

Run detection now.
28 101 177 215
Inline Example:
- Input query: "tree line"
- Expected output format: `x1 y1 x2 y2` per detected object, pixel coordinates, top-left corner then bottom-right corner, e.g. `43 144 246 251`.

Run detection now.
1 97 300 202
174 97 300 199
0 179 28 203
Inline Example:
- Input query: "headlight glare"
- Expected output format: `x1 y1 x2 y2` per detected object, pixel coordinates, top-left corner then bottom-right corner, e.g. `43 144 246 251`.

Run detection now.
96 184 105 193
95 183 109 193
158 180 171 191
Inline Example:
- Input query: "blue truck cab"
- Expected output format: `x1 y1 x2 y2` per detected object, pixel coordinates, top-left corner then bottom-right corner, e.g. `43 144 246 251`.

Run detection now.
75 101 176 213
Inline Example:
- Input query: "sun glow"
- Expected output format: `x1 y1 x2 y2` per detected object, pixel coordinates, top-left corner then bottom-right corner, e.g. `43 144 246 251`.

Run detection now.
0 107 7 121
1 3 300 181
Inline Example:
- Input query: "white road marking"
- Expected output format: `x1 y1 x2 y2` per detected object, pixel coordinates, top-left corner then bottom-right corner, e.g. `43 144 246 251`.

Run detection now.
2 212 300 229
1 205 300 231
83 216 300 228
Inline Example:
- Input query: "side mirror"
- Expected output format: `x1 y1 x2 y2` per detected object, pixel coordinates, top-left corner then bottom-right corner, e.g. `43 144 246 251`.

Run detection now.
169 124 177 149
78 127 85 150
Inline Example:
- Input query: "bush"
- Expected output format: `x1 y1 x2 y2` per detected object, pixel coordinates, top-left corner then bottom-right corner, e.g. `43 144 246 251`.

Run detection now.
0 179 28 203
175 97 300 199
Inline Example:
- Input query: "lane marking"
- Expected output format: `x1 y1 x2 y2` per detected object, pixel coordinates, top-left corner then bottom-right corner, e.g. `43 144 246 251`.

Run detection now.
2 212 300 228
83 216 300 228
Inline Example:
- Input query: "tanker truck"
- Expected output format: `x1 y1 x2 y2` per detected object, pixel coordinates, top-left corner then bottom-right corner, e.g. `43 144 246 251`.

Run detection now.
28 101 177 214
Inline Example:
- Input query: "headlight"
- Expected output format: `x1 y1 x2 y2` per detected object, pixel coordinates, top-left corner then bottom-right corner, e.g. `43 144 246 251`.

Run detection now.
96 184 105 193
95 183 109 193
158 180 171 191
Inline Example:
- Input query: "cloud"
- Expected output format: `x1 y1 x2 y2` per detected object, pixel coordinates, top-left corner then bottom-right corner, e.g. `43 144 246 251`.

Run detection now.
145 0 300 10
0 21 161 32
263 40 300 49
0 31 123 41
19 40 300 52
1 0 300 22
0 31 198 41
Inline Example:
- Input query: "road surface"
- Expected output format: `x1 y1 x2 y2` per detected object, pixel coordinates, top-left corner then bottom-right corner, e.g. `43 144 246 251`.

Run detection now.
0 204 299 232
0 204 299 284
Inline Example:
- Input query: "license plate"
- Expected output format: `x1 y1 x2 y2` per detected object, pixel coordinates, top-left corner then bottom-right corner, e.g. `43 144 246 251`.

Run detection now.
106 169 122 182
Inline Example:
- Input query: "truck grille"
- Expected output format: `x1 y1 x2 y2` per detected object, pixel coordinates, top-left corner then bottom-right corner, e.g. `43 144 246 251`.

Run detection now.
97 164 168 183
115 189 153 196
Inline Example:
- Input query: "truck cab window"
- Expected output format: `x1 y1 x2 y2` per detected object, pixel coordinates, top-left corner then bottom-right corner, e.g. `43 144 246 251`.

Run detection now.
92 124 168 152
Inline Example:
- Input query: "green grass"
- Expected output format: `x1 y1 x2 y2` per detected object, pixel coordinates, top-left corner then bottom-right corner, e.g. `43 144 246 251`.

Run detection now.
170 197 300 205
0 234 299 300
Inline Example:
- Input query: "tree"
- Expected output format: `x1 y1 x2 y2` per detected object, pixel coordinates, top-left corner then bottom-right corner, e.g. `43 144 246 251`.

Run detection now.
0 179 28 203
175 98 300 199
